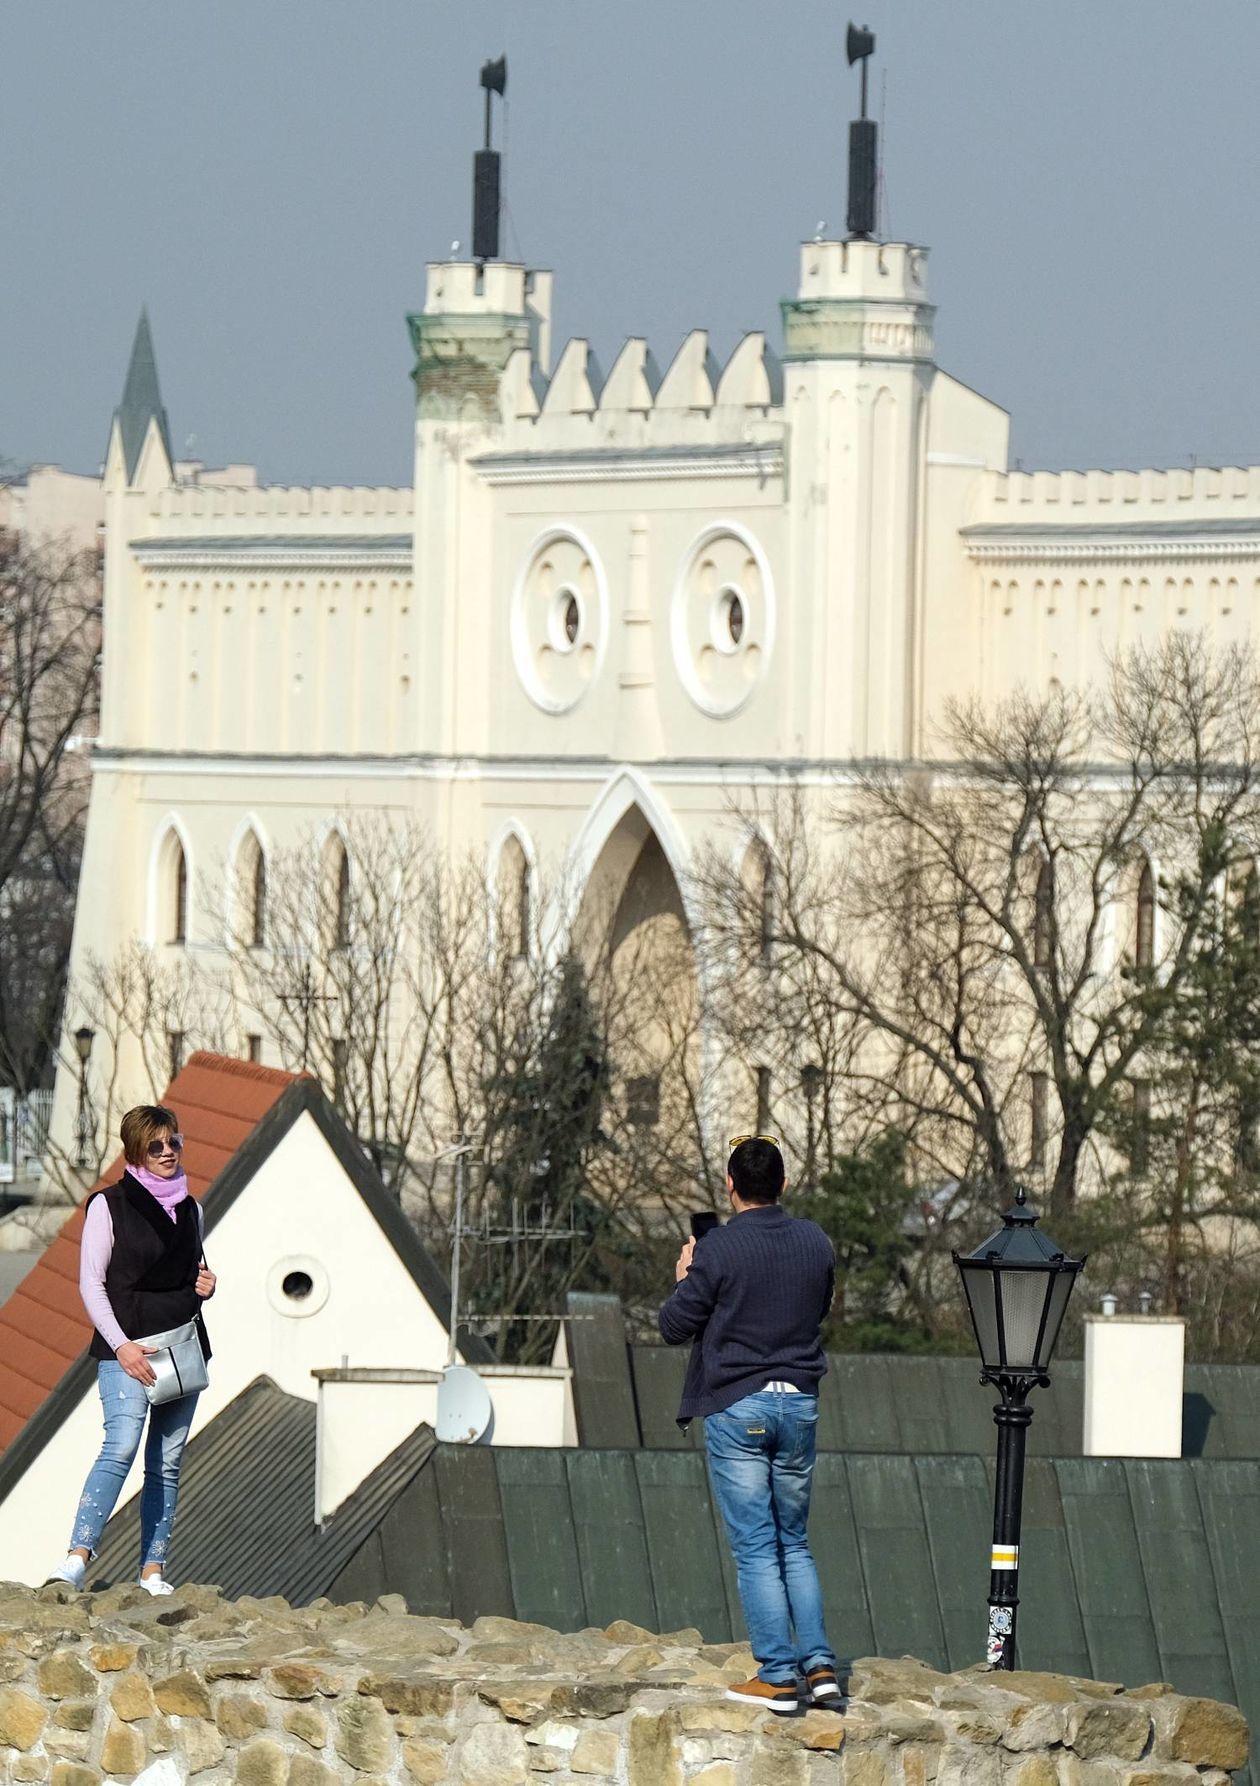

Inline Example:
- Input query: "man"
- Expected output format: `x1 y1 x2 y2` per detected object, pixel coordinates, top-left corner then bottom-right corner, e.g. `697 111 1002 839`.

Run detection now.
658 1135 839 1714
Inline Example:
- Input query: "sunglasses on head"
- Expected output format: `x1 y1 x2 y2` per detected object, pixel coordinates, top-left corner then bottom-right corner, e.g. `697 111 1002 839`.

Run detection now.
728 1133 780 1154
146 1134 184 1158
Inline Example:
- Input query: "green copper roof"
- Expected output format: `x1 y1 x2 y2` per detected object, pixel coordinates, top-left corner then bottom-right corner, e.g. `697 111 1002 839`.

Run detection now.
115 309 172 482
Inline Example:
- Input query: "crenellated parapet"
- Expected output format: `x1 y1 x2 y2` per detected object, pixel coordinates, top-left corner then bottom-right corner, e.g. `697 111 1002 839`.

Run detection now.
144 482 414 536
496 323 782 433
968 465 1260 561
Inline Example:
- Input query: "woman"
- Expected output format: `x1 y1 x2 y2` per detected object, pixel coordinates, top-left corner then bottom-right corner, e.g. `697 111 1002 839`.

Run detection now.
45 1104 216 1594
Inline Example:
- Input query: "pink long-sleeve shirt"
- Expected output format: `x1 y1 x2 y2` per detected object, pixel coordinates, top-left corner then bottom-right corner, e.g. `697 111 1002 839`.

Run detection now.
79 1194 204 1354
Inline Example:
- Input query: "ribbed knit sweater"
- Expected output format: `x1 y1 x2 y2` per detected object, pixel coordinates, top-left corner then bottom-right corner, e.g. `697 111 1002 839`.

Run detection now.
657 1204 836 1424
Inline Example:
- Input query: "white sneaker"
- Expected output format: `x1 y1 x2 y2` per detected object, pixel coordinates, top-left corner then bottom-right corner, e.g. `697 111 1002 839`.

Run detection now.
44 1555 87 1590
137 1574 174 1597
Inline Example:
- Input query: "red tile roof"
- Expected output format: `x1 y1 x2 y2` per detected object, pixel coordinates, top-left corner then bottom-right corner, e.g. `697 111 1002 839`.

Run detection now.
0 1053 298 1454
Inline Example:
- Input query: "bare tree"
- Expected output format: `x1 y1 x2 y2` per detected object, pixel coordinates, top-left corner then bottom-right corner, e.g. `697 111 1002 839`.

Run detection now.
0 528 100 1092
213 819 719 1356
699 637 1260 1232
43 941 234 1197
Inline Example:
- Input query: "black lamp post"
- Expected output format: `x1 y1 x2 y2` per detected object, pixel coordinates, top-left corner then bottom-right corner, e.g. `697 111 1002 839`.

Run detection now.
800 1063 823 1192
73 1026 95 1170
953 1187 1085 1669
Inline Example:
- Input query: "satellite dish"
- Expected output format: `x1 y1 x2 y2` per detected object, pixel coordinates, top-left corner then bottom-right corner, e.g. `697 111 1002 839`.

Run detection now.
436 1364 493 1444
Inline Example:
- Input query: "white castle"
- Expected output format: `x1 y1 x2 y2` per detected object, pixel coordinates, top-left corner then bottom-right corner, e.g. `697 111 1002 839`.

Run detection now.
49 90 1260 1172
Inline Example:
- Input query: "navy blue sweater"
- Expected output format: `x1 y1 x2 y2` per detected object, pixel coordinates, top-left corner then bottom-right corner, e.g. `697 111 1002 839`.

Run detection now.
657 1204 835 1423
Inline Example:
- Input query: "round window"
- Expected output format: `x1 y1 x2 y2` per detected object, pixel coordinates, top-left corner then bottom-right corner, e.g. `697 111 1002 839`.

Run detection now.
550 586 581 653
711 585 747 655
266 1255 330 1318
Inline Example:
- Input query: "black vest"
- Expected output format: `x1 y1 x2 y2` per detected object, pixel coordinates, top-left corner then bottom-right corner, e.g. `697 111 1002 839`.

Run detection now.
87 1174 211 1363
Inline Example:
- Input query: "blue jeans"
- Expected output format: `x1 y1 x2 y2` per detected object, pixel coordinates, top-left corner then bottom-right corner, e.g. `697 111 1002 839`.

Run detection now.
70 1361 199 1568
704 1389 835 1684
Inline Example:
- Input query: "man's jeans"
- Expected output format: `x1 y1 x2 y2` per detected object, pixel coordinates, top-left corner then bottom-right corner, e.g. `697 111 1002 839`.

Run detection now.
704 1389 836 1684
70 1361 199 1567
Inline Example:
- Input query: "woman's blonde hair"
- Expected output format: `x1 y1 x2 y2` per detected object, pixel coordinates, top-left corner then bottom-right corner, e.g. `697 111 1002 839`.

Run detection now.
120 1104 180 1166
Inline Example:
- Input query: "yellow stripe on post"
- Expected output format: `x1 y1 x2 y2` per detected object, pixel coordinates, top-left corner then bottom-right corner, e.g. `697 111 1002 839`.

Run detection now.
991 1545 1020 1569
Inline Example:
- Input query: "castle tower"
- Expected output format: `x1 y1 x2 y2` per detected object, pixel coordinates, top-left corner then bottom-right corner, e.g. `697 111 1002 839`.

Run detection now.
782 237 934 760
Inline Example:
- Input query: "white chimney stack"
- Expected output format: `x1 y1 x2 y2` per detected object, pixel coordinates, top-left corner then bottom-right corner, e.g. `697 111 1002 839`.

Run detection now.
1083 1309 1186 1458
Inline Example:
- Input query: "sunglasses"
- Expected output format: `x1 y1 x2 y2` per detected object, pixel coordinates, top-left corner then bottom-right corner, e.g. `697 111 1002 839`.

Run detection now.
146 1134 184 1159
728 1133 780 1153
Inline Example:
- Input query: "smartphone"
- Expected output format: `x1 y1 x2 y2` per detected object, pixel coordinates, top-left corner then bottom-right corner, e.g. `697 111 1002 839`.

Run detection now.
690 1211 720 1241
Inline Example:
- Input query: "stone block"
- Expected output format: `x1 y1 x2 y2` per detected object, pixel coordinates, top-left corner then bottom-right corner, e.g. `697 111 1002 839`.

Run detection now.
149 1718 177 1753
1158 1696 1249 1772
266 1666 333 1701
179 1717 227 1776
475 1684 558 1725
401 1738 448 1784
0 1686 48 1750
896 1744 939 1786
627 1710 682 1786
100 1717 146 1778
940 1710 1000 1745
12 1759 50 1783
749 1737 810 1786
843 1748 892 1786
524 1720 581 1751
88 1642 139 1673
1066 1702 1152 1763
55 1701 99 1734
236 1738 292 1786
693 1767 738 1786
49 1768 100 1786
527 1749 565 1774
357 1677 454 1719
110 1673 157 1722
37 1653 97 1702
679 1702 767 1735
44 1732 91 1764
284 1705 327 1749
604 1621 657 1644
337 1698 396 1773
0 1653 28 1683
570 1727 620 1774
154 1670 213 1719
773 1710 846 1752
458 1720 529 1786
1003 1703 1067 1751
289 1758 339 1786
1005 1759 1058 1786
886 1713 946 1745
935 1748 1001 1786
218 1696 269 1740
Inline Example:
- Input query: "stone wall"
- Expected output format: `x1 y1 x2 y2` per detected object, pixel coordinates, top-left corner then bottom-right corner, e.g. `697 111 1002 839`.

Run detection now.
0 1583 1247 1786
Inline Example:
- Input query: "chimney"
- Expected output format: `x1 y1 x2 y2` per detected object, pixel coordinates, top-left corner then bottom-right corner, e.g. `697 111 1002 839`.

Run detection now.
1083 1307 1186 1458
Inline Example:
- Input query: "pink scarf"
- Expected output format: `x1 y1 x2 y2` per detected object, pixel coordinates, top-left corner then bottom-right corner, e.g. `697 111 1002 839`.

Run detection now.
126 1162 190 1219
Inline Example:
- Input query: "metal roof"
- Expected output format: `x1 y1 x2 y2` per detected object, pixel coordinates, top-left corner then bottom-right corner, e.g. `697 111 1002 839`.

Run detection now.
90 1375 435 1602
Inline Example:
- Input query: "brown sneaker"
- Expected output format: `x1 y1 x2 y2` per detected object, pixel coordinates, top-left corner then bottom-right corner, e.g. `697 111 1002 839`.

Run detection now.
725 1677 799 1714
806 1666 842 1703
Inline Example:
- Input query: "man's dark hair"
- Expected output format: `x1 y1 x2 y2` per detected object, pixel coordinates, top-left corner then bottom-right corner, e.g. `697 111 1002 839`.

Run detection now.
728 1137 785 1204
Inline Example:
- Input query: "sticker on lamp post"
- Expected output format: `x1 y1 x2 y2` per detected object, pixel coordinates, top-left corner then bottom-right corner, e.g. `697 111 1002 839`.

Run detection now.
986 1606 1014 1668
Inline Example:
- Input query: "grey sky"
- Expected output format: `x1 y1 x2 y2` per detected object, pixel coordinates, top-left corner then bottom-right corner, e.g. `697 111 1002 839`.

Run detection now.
6 1 1260 487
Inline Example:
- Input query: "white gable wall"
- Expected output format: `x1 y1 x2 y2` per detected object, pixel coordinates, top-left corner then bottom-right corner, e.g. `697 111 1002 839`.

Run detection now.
0 1109 453 1585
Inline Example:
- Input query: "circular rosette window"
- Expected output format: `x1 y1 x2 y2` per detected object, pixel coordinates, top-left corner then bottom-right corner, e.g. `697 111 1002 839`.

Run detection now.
511 528 607 714
671 523 775 717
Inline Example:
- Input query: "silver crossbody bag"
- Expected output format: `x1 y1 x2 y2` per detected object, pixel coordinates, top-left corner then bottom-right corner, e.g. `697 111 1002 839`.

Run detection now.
136 1241 210 1407
135 1318 208 1406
